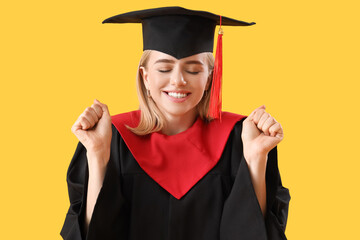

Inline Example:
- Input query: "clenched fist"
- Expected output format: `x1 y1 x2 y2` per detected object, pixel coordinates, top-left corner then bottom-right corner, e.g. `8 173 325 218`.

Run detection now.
241 105 284 163
71 99 112 166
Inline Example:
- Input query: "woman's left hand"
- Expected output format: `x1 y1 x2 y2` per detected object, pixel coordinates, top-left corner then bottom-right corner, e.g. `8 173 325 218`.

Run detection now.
241 105 284 163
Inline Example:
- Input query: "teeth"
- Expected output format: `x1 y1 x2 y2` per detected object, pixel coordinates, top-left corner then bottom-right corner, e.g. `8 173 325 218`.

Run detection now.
168 92 188 98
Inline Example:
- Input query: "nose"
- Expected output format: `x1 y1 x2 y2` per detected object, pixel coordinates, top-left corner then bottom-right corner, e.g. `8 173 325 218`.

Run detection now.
170 68 186 87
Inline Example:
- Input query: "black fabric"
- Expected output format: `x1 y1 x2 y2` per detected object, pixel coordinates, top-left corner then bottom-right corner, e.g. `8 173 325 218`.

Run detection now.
60 118 290 240
102 6 255 59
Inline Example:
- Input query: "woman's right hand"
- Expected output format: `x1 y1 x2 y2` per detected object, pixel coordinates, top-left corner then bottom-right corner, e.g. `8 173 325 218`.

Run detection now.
71 99 112 167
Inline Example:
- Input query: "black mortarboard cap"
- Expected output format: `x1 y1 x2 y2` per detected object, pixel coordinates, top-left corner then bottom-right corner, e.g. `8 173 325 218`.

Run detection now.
102 6 255 59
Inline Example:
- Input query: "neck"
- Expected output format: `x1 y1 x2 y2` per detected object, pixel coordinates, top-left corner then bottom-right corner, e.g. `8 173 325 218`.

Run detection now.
161 109 198 136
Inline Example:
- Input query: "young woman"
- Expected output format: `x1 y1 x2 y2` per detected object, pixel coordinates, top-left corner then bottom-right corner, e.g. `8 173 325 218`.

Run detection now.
61 7 290 240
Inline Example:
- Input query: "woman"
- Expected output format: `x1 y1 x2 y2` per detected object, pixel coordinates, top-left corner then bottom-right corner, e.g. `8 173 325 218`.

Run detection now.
61 7 290 240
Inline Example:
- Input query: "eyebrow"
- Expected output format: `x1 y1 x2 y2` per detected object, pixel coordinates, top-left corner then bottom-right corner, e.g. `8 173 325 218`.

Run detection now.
154 59 204 65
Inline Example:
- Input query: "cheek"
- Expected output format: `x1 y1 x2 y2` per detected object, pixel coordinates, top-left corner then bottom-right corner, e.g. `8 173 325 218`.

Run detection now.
146 75 161 91
148 72 168 87
193 75 209 91
190 78 208 101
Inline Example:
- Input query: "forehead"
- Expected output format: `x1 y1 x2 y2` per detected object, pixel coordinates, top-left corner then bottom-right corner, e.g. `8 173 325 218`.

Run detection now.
148 50 208 65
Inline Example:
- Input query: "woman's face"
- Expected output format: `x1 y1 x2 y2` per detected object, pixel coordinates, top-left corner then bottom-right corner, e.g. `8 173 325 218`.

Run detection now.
140 50 211 119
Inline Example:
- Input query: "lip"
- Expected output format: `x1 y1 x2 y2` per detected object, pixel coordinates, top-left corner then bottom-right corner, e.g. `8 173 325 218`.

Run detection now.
163 90 191 94
162 91 191 103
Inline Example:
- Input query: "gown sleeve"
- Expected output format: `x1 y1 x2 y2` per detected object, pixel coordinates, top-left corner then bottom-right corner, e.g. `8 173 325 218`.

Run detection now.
220 120 291 240
60 124 129 240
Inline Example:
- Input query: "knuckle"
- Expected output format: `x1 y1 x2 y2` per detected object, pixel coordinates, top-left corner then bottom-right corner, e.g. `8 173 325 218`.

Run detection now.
79 116 88 123
97 105 103 111
80 122 86 128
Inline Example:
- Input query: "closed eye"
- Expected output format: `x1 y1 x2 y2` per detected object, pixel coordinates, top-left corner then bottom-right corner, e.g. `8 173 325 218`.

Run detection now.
158 70 171 73
158 70 200 75
186 71 200 75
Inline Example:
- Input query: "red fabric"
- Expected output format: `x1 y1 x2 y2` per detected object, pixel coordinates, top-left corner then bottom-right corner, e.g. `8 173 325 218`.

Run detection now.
111 110 246 199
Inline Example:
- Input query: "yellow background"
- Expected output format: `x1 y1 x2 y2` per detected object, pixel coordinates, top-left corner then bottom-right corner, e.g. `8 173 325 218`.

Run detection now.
1 0 359 239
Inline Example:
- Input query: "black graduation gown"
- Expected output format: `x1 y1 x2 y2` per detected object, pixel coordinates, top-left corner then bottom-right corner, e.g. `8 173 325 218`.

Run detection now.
60 118 290 240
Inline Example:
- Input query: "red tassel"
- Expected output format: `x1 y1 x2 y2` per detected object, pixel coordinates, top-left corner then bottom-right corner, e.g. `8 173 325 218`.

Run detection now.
208 15 223 120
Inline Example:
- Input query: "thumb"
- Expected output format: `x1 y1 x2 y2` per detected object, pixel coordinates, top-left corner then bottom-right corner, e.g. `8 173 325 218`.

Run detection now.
246 111 255 121
256 105 266 110
246 105 266 121
72 126 89 146
94 99 111 117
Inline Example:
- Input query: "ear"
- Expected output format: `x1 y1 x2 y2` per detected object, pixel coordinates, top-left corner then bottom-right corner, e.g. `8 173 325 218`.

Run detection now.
140 66 149 89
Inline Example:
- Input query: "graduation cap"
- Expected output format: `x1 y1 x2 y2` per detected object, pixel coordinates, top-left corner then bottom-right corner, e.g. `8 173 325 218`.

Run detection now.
102 6 255 119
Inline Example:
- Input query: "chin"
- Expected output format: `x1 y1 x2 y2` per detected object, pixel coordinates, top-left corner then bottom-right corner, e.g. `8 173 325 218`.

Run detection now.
161 105 197 118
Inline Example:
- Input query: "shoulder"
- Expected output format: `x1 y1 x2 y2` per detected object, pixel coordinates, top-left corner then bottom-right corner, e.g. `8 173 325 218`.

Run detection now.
198 111 248 144
109 110 140 139
111 110 140 126
221 111 246 118
218 111 248 128
214 111 248 137
111 110 141 130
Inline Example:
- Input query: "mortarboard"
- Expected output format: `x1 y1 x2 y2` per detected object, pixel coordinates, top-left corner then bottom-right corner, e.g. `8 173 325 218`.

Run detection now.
102 6 255 119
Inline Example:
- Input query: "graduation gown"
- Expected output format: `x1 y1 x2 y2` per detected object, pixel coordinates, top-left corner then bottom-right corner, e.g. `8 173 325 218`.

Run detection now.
60 111 290 240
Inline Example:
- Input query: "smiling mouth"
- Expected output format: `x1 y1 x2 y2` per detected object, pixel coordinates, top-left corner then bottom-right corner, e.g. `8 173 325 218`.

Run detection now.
164 91 191 99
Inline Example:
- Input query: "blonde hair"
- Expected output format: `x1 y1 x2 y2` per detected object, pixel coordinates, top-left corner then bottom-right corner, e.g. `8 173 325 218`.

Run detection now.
127 50 215 135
